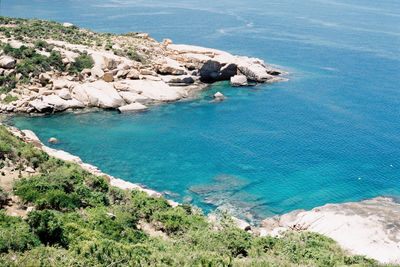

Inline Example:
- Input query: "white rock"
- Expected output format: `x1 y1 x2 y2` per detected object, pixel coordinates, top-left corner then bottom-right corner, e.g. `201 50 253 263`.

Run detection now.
156 57 186 75
62 22 74 27
29 99 52 112
119 91 149 104
21 130 41 144
256 197 400 264
0 56 16 69
56 88 72 100
214 92 226 99
140 69 157 76
126 69 140 79
230 75 248 87
90 66 105 78
25 167 35 173
237 58 274 82
116 69 129 78
52 80 68 89
42 145 83 164
72 80 125 108
48 137 59 144
39 73 51 84
121 80 186 102
118 103 148 113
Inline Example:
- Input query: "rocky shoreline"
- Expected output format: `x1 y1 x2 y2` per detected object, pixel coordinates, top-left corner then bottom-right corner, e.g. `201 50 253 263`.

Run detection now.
0 19 286 114
6 124 400 264
255 197 400 264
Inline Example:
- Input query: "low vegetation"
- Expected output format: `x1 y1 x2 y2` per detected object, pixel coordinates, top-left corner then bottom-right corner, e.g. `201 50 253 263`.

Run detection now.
68 52 94 74
0 124 378 266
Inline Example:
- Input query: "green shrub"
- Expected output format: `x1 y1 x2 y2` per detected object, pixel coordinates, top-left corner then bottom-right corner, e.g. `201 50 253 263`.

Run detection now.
69 52 94 74
0 141 12 159
0 211 40 253
0 246 86 266
2 94 18 104
48 50 66 72
27 209 67 247
34 39 48 50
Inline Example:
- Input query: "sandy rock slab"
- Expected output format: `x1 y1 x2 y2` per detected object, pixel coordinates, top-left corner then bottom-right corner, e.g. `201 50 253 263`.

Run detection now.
255 197 400 264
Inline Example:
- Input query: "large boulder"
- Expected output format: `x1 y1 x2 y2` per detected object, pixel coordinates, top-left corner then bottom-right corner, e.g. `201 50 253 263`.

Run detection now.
121 80 186 102
39 73 51 84
41 95 84 112
0 56 16 69
29 99 53 113
237 58 274 82
52 79 69 89
72 80 126 108
230 75 248 87
103 72 114 82
119 92 150 104
155 58 186 75
56 88 72 100
117 103 148 113
126 69 140 79
211 91 227 102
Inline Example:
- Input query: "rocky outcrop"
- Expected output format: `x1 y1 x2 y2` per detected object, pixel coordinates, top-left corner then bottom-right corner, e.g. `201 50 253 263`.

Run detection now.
0 28 285 115
254 197 400 264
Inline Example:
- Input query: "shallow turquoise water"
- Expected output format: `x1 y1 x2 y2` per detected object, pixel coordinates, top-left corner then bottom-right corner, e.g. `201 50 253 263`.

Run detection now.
5 0 400 221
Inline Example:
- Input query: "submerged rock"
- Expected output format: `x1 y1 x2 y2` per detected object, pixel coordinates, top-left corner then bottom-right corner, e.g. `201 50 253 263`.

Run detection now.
48 137 59 144
189 174 268 222
210 92 227 103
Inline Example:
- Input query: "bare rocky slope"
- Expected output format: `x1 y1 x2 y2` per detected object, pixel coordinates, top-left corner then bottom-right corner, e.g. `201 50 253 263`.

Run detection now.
0 17 285 114
255 197 400 264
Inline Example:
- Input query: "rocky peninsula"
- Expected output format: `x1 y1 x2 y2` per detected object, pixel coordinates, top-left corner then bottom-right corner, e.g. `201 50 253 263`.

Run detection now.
0 17 285 114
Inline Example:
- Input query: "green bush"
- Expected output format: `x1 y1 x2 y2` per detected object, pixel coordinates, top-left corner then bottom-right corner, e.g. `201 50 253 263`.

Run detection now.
0 141 12 159
2 94 18 104
0 211 40 253
27 209 67 247
34 39 48 50
69 52 94 74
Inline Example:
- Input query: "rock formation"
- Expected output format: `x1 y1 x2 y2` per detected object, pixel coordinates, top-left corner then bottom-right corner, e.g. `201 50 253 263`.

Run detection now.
0 23 286 114
254 197 400 264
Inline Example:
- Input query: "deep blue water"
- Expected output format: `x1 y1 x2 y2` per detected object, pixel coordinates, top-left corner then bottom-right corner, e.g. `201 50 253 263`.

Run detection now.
5 0 400 221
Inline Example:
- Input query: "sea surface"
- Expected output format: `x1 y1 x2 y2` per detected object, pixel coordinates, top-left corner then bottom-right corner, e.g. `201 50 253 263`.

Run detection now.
5 0 400 222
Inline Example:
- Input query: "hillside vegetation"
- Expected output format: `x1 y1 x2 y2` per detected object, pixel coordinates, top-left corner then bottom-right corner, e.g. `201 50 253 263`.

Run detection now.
0 124 379 266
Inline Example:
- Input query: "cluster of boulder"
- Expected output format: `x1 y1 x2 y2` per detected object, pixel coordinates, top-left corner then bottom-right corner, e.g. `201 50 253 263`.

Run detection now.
0 35 285 114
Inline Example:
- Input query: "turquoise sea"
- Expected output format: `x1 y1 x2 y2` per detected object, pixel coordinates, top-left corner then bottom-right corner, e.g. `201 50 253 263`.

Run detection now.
5 0 400 221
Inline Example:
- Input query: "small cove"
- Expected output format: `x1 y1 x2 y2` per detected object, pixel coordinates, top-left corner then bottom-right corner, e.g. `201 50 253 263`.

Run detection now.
5 0 400 222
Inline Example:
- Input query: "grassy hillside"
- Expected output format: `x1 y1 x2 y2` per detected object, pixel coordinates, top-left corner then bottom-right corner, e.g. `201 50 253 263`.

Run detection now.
0 124 378 266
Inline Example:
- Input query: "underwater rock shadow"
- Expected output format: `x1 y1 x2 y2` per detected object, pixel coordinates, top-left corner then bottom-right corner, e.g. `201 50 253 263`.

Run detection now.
189 174 281 223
